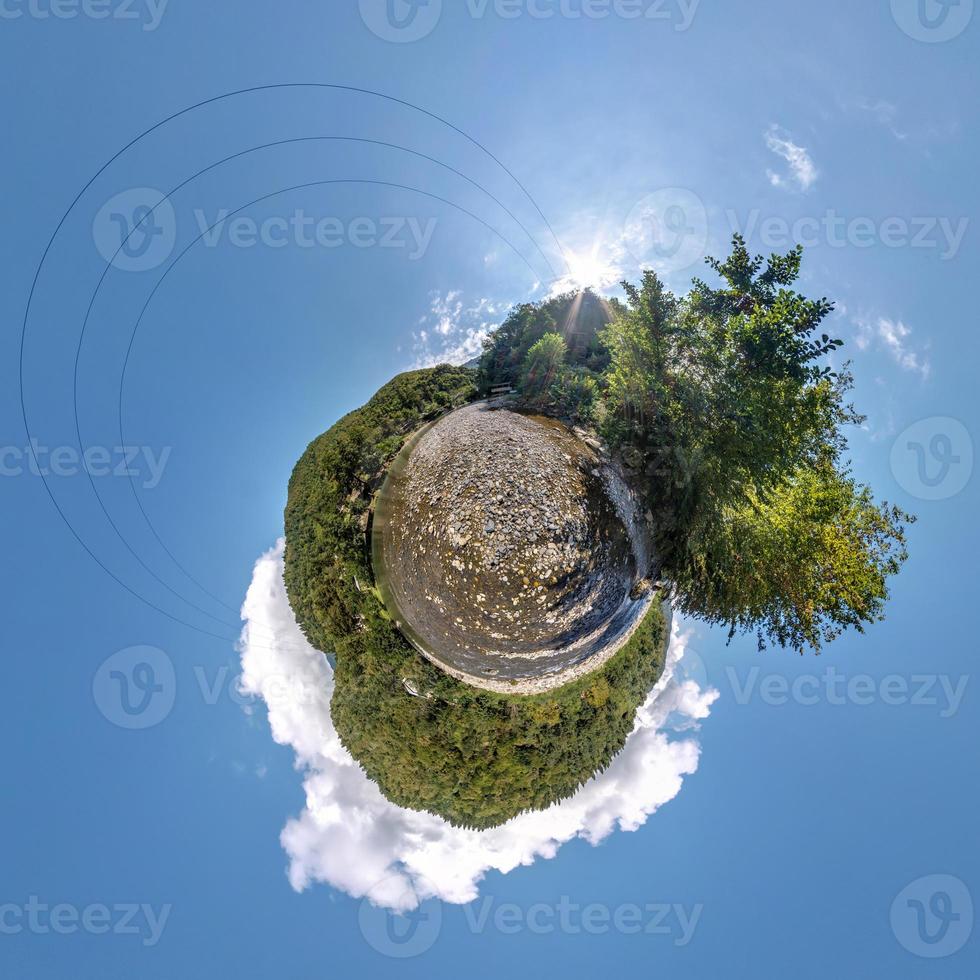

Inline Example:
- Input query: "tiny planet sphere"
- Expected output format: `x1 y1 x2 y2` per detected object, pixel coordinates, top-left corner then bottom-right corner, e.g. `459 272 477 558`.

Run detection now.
372 402 653 693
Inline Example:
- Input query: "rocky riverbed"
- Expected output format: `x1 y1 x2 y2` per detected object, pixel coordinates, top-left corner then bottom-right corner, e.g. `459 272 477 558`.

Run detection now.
372 401 654 693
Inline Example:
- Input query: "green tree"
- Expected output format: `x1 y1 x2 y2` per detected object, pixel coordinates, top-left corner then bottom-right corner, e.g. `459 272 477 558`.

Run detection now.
477 289 612 394
673 462 912 650
597 236 912 651
519 332 567 404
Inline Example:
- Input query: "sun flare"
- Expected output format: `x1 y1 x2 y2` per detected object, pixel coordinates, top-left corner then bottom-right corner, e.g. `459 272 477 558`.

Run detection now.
559 248 619 293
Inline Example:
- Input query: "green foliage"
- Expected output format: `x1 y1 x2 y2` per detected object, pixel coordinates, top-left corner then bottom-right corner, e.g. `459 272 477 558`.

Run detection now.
479 236 913 652
332 593 668 830
284 365 669 829
519 332 567 403
477 288 612 394
549 367 599 423
284 365 479 657
478 290 609 422
595 237 912 650
673 462 912 650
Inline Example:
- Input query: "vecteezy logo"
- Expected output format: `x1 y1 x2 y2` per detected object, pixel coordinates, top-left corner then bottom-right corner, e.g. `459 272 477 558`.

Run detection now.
359 0 442 42
891 875 973 958
92 646 176 729
358 875 442 957
92 188 176 272
891 0 973 42
622 188 709 275
890 417 973 501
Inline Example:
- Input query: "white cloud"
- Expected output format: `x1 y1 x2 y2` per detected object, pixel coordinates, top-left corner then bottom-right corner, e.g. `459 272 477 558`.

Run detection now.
238 542 718 912
431 290 463 336
765 126 818 191
855 97 898 126
855 315 930 379
850 97 909 142
410 292 505 368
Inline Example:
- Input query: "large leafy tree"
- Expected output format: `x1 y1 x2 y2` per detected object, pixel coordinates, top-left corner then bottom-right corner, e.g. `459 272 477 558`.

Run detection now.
598 236 913 650
674 462 911 650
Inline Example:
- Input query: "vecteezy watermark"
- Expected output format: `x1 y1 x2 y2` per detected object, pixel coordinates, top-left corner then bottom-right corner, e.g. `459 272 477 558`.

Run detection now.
93 189 177 272
622 188 709 274
725 666 969 718
460 0 700 30
192 209 438 259
891 417 974 501
678 648 969 718
461 895 703 943
93 647 327 730
358 877 443 958
193 664 325 714
359 0 700 42
358 879 703 957
92 189 439 272
0 442 171 489
0 897 171 947
359 0 443 42
891 875 973 958
891 0 973 43
726 209 969 261
0 0 168 30
93 646 176 730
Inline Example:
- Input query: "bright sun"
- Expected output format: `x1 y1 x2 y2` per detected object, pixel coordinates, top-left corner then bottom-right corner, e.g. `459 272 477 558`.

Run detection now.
562 248 616 291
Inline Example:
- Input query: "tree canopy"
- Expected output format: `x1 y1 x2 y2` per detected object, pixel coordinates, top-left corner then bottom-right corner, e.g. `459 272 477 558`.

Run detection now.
478 237 913 651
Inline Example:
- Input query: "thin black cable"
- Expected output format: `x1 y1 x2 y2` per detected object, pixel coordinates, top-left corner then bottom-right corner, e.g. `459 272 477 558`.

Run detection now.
75 134 559 626
20 83 569 644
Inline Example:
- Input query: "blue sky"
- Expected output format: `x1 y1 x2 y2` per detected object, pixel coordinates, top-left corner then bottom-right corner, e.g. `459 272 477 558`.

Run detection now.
1 1 978 977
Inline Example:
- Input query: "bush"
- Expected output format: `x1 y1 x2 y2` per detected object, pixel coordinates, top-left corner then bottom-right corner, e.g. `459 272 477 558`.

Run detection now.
519 332 567 404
